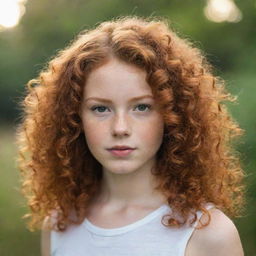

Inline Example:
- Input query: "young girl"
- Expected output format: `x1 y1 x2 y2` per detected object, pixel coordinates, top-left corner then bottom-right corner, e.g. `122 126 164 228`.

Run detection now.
16 16 246 256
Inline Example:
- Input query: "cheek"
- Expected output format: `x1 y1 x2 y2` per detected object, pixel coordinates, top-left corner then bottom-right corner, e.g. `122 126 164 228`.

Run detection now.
82 118 106 146
139 116 164 147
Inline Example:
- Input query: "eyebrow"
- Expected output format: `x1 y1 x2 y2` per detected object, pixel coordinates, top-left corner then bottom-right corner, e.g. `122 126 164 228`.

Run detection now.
85 95 154 103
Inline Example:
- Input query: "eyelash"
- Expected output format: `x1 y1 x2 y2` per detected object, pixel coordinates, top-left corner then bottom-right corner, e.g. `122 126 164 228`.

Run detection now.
90 104 152 114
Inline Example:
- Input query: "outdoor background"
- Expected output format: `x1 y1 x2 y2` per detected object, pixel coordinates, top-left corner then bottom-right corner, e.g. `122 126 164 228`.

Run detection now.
0 0 255 255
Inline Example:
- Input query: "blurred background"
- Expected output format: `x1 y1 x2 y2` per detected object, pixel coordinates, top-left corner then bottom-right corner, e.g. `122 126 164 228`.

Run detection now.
0 0 255 255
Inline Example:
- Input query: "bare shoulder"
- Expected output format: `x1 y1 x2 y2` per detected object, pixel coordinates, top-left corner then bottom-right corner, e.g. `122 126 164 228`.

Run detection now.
41 216 51 256
185 208 244 256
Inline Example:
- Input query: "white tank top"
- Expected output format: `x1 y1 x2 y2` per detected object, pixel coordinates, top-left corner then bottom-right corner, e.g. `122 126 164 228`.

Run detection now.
51 202 215 256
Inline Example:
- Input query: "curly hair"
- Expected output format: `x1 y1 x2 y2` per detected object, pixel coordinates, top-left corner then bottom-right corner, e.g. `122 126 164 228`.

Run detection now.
15 15 247 232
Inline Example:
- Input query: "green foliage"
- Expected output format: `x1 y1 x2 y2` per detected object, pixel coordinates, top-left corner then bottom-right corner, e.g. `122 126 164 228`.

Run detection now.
0 0 256 123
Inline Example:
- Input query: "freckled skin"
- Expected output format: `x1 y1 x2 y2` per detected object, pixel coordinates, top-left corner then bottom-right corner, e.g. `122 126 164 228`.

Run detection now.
80 58 164 176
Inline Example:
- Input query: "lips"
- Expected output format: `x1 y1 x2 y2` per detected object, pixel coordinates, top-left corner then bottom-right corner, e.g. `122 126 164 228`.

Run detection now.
108 145 135 150
108 148 135 157
111 148 132 150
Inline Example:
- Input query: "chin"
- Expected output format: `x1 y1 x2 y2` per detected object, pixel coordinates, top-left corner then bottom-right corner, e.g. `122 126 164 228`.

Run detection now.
103 162 141 175
110 170 134 175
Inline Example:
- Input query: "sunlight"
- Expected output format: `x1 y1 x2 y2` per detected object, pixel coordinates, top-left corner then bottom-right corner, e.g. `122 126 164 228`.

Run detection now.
0 0 27 30
204 0 242 23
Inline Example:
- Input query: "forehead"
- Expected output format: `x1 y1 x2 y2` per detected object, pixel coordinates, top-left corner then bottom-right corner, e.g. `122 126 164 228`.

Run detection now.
83 58 153 98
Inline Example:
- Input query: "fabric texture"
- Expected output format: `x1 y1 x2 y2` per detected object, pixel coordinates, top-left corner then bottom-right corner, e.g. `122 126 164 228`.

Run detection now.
51 202 215 256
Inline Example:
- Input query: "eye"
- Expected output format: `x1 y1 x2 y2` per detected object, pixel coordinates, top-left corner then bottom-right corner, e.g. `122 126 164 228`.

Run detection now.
134 104 152 112
90 105 109 113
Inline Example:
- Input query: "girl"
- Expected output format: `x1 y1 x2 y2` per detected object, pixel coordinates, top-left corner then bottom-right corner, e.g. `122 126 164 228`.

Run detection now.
16 16 246 256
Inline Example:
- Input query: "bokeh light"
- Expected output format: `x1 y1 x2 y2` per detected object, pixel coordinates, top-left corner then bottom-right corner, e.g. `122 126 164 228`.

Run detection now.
0 0 27 30
204 0 242 23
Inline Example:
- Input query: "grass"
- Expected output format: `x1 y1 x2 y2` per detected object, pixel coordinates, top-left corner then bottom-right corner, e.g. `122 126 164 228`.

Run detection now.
0 125 40 256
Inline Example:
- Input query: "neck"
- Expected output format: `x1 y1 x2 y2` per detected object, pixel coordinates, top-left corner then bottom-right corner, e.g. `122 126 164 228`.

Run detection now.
94 161 167 209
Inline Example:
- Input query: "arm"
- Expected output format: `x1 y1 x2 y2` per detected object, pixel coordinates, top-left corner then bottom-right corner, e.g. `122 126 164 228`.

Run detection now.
185 208 244 256
41 216 51 256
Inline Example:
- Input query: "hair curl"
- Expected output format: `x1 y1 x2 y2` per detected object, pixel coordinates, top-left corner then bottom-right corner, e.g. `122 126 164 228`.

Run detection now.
15 15 247 232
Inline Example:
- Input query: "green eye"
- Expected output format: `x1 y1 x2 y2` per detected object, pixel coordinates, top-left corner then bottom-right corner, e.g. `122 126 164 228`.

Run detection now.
91 105 108 113
135 104 152 112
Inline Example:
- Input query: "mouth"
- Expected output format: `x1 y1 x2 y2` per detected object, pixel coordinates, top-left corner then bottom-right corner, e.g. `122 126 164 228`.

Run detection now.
108 146 135 150
107 148 135 157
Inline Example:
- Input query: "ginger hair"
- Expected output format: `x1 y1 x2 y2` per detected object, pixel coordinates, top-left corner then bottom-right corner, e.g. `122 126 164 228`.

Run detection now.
15 15 246 232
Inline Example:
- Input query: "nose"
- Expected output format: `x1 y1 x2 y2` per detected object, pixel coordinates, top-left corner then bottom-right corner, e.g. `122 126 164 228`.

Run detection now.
111 112 131 137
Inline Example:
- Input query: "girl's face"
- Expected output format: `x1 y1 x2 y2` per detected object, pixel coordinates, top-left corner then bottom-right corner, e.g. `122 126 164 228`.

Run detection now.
80 58 164 175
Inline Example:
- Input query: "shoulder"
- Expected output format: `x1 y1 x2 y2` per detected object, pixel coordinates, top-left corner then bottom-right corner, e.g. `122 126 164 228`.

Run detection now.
185 208 244 256
41 216 51 256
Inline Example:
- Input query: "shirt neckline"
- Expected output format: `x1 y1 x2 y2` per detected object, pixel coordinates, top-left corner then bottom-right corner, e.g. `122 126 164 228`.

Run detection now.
83 204 170 236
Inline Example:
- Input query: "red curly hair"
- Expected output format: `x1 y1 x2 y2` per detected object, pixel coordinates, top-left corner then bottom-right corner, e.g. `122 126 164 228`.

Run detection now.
15 15 246 232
